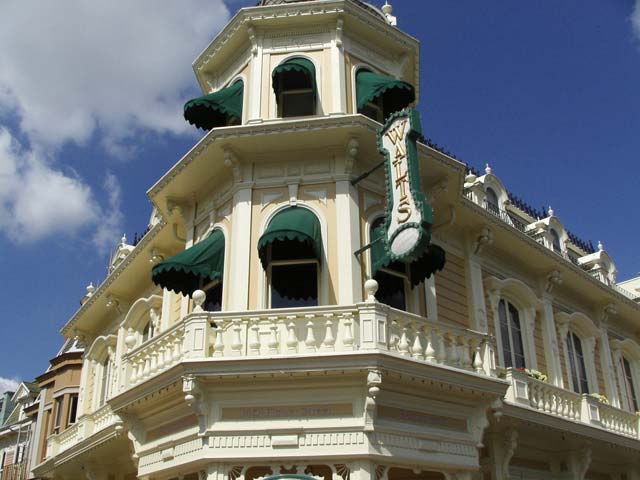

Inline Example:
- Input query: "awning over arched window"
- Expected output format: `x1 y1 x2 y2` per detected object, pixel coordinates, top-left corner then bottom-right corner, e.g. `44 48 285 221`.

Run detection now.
272 58 317 98
152 229 225 296
258 207 322 269
356 70 415 114
184 80 243 130
370 225 445 286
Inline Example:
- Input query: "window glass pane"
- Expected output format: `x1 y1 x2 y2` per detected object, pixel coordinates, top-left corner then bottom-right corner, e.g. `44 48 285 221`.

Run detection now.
508 303 526 369
498 300 513 368
566 334 580 393
281 69 311 90
271 239 315 262
485 188 499 213
204 283 222 312
68 395 78 425
281 91 315 117
623 357 638 411
271 263 318 308
360 98 384 122
374 270 406 311
572 333 589 394
54 397 63 429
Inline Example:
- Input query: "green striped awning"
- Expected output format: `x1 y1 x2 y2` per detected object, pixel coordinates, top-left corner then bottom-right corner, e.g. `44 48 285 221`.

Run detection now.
272 58 317 98
152 229 225 295
258 207 322 269
356 70 415 114
184 80 243 130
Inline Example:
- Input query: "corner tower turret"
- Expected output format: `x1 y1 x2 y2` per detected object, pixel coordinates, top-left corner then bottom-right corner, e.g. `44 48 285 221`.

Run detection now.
189 0 419 126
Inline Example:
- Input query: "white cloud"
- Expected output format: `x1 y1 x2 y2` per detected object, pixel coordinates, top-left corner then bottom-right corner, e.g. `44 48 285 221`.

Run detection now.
633 1 640 40
0 1 231 244
0 377 20 395
93 172 124 254
0 0 230 151
0 129 98 242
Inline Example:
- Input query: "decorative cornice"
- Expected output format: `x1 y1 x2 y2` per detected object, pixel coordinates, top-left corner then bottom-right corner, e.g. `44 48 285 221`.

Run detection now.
192 0 418 74
147 115 379 201
60 221 166 337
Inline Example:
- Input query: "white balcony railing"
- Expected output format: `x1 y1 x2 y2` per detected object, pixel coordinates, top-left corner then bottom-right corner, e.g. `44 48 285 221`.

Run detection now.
119 294 497 390
506 368 640 439
46 404 120 457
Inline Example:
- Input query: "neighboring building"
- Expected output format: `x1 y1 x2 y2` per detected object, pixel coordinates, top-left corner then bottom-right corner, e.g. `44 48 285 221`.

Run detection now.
25 338 84 478
0 383 39 480
0 393 15 427
27 1 640 479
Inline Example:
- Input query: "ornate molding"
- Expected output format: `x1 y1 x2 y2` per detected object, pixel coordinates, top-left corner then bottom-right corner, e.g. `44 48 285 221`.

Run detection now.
545 270 563 294
345 137 359 174
473 225 494 255
183 375 207 434
364 369 382 431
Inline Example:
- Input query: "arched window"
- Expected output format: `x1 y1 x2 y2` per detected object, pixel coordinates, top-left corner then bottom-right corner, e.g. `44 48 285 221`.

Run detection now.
98 356 111 407
620 356 639 412
258 207 322 308
272 58 317 118
498 299 526 369
355 69 415 122
370 216 408 310
566 332 589 394
550 228 562 254
152 229 225 312
485 187 499 214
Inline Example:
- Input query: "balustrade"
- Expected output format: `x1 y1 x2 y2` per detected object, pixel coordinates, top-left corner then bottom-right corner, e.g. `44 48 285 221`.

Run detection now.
46 404 120 457
122 321 185 387
506 368 640 439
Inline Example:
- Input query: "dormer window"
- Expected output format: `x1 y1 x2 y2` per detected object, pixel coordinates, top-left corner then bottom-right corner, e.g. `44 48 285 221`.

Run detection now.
272 58 317 118
485 187 499 214
356 69 415 122
550 228 562 254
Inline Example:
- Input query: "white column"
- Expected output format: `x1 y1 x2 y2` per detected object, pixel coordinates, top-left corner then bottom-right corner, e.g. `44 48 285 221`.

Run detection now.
247 29 264 123
228 185 253 310
464 254 488 332
76 357 92 417
351 460 375 480
330 20 347 114
540 295 564 387
336 180 362 304
599 323 621 407
180 221 195 319
160 288 172 330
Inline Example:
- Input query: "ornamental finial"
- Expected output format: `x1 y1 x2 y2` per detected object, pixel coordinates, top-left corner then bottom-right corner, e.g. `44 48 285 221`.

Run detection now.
120 233 127 246
381 1 397 26
485 163 492 175
86 282 95 296
598 241 604 251
548 206 555 217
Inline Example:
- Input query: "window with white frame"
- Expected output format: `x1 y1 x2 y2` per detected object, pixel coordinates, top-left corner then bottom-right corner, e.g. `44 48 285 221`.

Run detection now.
68 394 79 426
267 240 319 308
619 356 638 412
498 299 526 369
566 331 590 394
141 320 154 343
370 216 408 311
53 396 64 434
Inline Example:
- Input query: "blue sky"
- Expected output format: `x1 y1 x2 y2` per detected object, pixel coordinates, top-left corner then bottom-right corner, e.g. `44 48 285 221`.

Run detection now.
0 0 639 388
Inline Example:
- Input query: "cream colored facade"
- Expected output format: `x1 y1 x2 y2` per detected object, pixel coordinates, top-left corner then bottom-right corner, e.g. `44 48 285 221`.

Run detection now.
30 1 640 479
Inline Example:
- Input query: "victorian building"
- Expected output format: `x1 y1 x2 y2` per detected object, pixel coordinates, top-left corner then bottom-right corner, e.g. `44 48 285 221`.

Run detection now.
28 1 640 479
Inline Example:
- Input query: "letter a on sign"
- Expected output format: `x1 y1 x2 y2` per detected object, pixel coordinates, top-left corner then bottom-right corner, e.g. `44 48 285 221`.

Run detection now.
378 109 433 263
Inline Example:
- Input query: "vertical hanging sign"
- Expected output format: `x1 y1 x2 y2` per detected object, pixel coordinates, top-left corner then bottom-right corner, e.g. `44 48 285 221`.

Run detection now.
378 108 433 262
